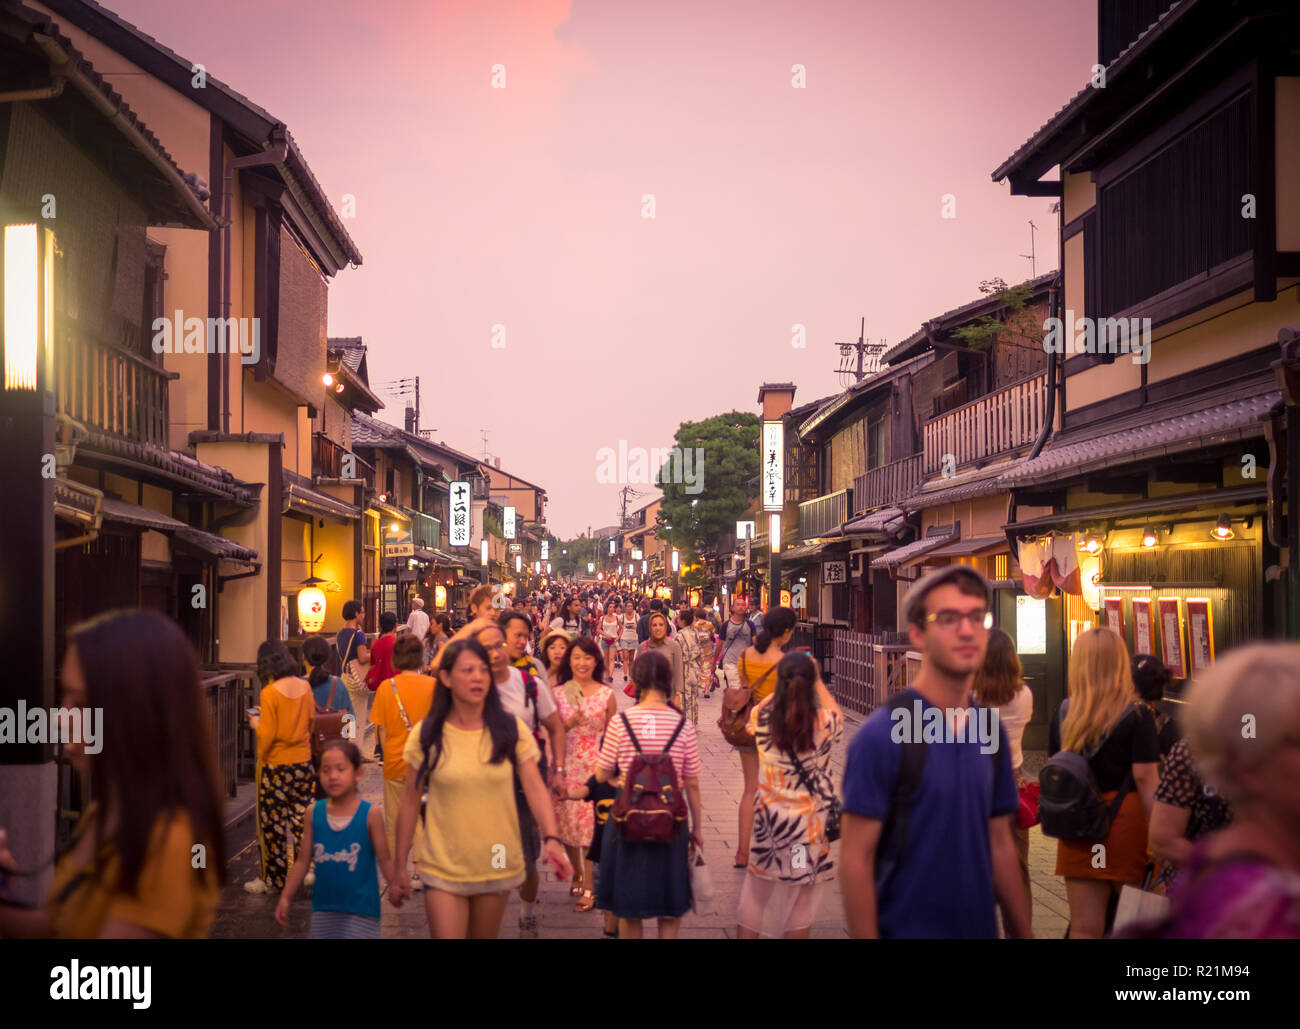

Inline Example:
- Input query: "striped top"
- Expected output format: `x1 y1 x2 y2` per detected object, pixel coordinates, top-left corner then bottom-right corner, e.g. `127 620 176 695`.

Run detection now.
599 706 702 782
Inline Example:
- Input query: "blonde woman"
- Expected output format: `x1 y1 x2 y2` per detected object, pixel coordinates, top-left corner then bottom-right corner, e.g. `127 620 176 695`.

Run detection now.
1051 627 1159 938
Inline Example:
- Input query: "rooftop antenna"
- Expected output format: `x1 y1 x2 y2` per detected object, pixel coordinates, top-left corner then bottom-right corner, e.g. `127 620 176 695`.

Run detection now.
834 317 886 387
1020 219 1038 278
480 428 490 462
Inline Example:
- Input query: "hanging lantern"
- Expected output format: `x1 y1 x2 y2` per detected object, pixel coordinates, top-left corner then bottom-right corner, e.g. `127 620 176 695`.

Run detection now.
297 583 327 633
435 584 447 609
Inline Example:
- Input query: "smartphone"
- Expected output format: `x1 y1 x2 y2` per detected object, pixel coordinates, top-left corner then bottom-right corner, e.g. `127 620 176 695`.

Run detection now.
246 707 260 718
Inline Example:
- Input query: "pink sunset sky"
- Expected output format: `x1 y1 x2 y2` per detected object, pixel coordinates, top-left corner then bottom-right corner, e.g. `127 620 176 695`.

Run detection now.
109 0 1095 537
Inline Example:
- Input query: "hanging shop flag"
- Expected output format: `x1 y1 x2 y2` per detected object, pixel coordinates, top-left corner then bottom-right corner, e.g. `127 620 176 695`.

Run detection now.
1185 598 1215 678
1051 534 1082 594
1018 539 1054 598
450 481 471 547
1132 598 1154 657
1157 597 1187 678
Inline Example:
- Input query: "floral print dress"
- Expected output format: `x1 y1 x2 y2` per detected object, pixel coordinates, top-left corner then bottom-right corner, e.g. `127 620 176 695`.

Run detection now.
746 704 843 886
553 683 614 847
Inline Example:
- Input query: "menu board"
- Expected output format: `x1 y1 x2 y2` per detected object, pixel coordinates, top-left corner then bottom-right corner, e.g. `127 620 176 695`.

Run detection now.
1132 598 1154 657
1185 598 1215 678
1158 597 1186 678
1103 597 1124 637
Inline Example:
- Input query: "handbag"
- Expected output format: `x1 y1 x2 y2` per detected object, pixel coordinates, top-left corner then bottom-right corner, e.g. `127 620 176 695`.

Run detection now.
340 631 367 693
717 655 774 748
311 676 346 757
789 744 842 843
689 845 715 914
1017 779 1041 830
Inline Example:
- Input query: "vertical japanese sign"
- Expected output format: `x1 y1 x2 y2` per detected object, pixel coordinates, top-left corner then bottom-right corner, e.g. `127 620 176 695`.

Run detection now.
1158 597 1187 678
450 481 471 547
1103 596 1124 638
1185 598 1215 678
504 506 516 540
541 539 549 560
1132 598 1154 656
762 420 783 512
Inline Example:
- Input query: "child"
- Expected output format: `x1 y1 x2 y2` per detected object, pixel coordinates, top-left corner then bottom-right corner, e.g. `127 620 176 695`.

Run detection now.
276 740 403 938
570 773 620 938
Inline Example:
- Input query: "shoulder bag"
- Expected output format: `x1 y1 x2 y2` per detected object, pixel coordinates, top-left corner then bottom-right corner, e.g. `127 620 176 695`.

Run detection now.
788 739 842 842
312 676 346 757
717 654 774 748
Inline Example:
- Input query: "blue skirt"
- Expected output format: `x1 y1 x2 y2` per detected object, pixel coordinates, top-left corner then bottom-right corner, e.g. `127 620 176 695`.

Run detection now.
595 817 691 920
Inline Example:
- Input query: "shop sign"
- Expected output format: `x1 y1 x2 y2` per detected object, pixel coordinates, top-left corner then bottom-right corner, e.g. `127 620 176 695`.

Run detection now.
822 561 846 585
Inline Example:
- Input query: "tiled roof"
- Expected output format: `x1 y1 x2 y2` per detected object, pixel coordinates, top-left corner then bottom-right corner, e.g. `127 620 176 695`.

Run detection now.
871 531 955 569
327 337 365 373
899 468 1009 510
1002 389 1280 488
174 525 258 565
843 506 907 537
81 428 257 503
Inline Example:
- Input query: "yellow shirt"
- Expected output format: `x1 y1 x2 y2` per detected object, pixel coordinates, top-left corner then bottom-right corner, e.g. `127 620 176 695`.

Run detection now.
370 673 437 780
47 804 219 938
256 683 313 766
741 652 782 701
402 716 540 883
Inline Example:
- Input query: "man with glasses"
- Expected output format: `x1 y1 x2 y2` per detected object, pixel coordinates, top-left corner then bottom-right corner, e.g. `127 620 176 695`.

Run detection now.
840 566 1031 939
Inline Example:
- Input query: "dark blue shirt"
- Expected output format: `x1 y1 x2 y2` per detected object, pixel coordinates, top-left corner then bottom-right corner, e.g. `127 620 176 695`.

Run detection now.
842 691 1017 938
311 675 353 716
336 627 366 667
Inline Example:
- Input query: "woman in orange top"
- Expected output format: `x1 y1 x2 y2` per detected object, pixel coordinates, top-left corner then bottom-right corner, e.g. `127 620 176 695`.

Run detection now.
732 607 796 868
245 641 316 894
0 610 224 938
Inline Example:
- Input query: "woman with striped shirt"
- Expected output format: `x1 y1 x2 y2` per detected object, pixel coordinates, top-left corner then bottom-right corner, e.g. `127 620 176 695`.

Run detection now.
595 650 704 939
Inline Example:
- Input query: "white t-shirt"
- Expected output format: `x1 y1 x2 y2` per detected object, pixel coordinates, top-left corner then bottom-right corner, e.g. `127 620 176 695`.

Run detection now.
405 609 430 641
494 665 557 733
997 684 1034 773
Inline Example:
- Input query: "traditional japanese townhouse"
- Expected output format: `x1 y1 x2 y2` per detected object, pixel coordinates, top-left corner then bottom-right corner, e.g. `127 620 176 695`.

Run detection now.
34 0 364 662
621 497 663 586
993 0 1300 717
487 458 548 585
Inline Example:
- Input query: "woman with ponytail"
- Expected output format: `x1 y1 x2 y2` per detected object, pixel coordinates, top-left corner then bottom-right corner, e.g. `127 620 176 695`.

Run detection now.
737 650 842 937
729 606 796 867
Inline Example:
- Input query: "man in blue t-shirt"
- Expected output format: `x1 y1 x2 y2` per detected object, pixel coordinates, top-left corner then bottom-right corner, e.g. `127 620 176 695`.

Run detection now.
841 566 1031 939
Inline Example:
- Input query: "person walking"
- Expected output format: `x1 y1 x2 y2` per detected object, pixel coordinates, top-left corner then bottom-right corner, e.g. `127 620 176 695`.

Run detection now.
1047 627 1159 939
368 635 437 889
424 613 451 672
713 596 756 693
599 606 622 682
595 651 704 939
673 606 704 725
391 640 572 938
1120 643 1300 938
618 602 640 676
640 611 685 713
404 596 431 642
972 627 1034 915
728 607 794 868
737 650 843 938
275 741 402 938
840 567 1031 938
246 641 316 894
337 600 373 748
552 637 617 912
365 611 399 693
0 611 224 938
303 635 354 797
537 626 572 685
550 596 582 637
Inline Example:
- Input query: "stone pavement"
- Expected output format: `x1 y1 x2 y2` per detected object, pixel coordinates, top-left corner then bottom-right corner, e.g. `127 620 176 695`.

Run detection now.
212 666 1067 939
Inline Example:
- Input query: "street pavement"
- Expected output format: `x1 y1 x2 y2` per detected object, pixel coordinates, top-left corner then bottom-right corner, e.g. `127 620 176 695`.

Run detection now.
212 666 1067 939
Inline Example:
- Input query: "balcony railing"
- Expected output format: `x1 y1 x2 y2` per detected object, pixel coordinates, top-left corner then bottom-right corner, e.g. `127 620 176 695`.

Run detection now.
923 371 1047 476
854 453 923 514
56 326 172 447
313 432 375 490
797 488 851 540
410 509 442 550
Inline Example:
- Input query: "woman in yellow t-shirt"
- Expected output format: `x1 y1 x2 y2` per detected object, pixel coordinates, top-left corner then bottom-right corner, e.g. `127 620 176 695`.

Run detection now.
732 606 797 868
392 639 573 938
0 610 223 938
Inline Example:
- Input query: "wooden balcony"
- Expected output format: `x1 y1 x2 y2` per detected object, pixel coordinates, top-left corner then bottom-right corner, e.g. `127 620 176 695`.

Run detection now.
313 432 375 490
55 326 173 447
854 453 923 514
797 488 851 540
923 371 1047 476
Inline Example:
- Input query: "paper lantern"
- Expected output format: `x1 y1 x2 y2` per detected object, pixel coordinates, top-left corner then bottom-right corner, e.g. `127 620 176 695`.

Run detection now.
297 586 326 633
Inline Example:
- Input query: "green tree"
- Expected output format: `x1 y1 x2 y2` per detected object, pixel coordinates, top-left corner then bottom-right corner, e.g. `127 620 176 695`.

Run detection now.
657 411 760 559
949 278 1041 353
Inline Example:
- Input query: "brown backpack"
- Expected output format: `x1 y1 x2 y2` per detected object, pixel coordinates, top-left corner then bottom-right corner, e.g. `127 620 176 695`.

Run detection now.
312 676 347 757
717 656 776 747
611 712 688 843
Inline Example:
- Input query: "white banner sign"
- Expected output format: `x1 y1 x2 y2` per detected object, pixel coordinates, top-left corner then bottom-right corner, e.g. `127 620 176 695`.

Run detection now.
450 482 471 547
504 506 516 539
762 421 783 512
541 540 549 560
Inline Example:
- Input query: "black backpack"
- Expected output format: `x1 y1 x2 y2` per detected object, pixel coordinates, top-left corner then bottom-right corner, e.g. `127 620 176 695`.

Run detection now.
1037 698 1134 841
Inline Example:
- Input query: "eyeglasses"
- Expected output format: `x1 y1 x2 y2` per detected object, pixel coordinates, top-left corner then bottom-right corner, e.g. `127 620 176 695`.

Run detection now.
925 609 993 631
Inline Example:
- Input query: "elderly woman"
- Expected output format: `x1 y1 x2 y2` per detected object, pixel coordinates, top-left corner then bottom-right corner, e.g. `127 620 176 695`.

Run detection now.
1124 642 1300 938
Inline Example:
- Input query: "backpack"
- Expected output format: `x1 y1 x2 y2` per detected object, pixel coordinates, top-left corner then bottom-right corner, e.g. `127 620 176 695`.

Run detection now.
611 712 688 843
312 676 347 758
515 661 546 750
1037 698 1134 841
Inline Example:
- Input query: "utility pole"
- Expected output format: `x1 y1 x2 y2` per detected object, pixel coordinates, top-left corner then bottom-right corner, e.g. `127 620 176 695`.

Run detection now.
834 318 887 386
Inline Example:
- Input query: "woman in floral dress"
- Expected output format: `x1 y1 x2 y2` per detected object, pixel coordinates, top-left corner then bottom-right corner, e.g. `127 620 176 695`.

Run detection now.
737 650 843 938
552 636 617 912
674 606 703 725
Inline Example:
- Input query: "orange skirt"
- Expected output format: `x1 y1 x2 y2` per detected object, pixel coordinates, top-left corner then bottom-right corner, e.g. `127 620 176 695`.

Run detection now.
1055 790 1148 883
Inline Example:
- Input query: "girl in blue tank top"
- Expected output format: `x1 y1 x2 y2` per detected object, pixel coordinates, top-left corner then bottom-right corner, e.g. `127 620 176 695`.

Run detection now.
276 740 403 938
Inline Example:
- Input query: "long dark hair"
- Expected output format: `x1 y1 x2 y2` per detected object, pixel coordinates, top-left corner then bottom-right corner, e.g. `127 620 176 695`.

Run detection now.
418 639 517 780
302 635 331 689
557 636 606 706
755 606 797 651
767 650 818 754
66 610 227 893
630 649 673 703
972 627 1023 707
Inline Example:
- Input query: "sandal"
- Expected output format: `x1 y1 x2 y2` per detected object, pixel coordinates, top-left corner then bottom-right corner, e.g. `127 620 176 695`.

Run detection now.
574 889 595 912
569 878 584 897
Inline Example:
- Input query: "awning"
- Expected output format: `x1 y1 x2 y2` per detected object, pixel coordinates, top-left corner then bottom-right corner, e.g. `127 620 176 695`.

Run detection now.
284 480 360 522
370 499 407 521
871 531 955 570
54 477 103 527
922 535 1008 560
173 525 258 567
100 497 187 532
843 506 906 536
780 540 843 563
1004 485 1267 536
